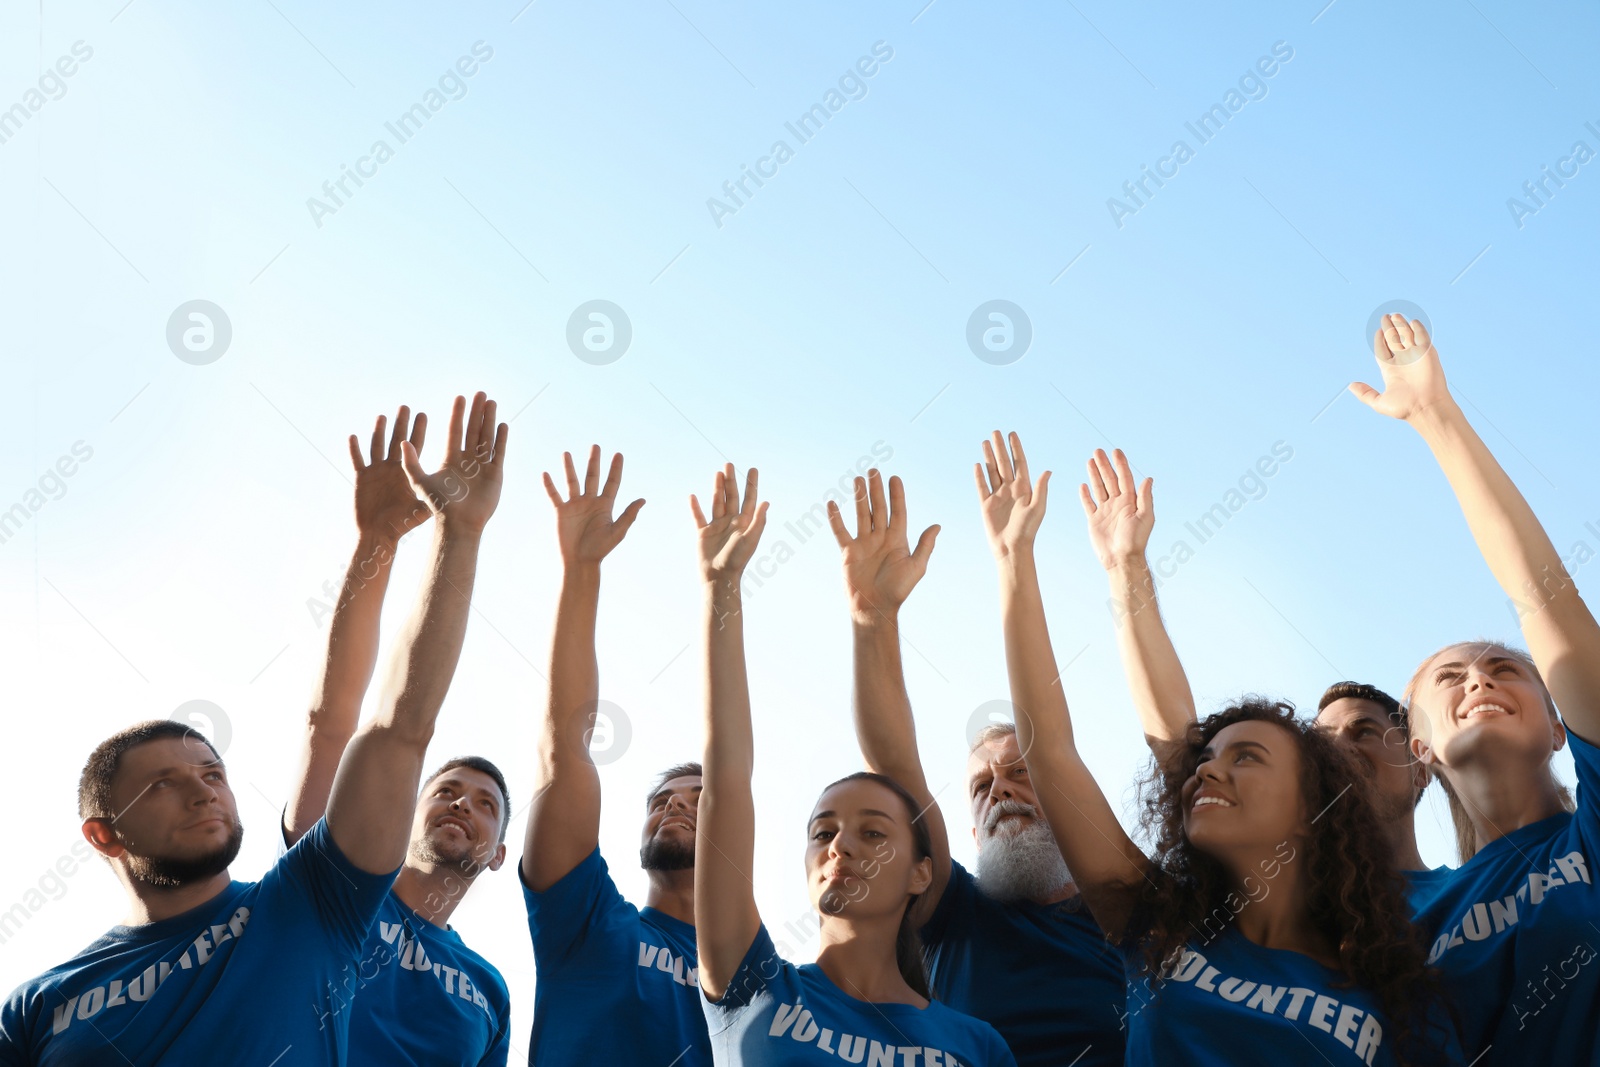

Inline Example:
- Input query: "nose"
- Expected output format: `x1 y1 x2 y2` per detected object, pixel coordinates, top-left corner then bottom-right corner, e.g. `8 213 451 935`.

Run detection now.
987 769 1014 803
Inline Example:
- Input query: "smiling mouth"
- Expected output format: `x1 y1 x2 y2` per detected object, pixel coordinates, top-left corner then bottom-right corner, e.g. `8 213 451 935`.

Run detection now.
1190 796 1236 811
435 817 471 838
1460 702 1512 721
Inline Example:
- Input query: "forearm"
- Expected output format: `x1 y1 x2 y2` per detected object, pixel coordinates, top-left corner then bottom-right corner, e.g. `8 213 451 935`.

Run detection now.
851 616 927 787
375 522 483 740
998 550 1076 754
544 564 603 761
1106 557 1196 747
703 582 755 784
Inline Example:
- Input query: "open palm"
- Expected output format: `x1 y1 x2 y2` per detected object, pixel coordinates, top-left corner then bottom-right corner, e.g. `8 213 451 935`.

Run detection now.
400 391 509 532
347 406 430 544
691 464 769 583
975 430 1050 558
543 446 645 565
1080 448 1154 570
1350 314 1452 422
827 470 938 622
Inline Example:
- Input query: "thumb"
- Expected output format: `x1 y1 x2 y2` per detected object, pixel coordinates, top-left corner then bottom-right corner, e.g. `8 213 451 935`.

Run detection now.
400 440 428 490
1348 381 1382 409
613 498 646 540
1033 471 1052 511
911 524 940 567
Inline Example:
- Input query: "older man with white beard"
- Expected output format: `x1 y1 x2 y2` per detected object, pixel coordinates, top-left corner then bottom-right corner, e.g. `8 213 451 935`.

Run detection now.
828 469 1126 1067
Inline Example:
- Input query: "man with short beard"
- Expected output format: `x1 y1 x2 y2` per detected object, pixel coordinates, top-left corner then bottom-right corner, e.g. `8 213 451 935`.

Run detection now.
280 405 511 1066
829 467 1126 1067
0 391 509 1065
519 446 709 1066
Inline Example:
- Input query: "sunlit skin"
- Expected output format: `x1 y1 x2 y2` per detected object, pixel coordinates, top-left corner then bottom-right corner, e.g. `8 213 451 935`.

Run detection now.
397 767 508 927
1179 720 1336 964
806 778 932 932
82 737 242 925
966 733 1080 905
641 774 700 924
1410 643 1568 837
1314 698 1427 870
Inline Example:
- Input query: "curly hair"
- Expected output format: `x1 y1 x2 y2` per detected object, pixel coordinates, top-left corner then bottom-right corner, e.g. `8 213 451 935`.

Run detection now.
1132 699 1437 1058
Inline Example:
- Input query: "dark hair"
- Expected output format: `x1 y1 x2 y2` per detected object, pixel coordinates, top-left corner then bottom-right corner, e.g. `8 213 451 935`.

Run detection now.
647 762 703 807
1135 699 1436 1058
818 771 933 1001
423 756 512 841
79 720 220 821
1317 681 1404 732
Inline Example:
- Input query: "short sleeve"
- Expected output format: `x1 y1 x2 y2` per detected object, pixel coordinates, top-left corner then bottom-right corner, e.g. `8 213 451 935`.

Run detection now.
521 847 629 966
0 987 30 1067
701 924 789 1034
920 859 977 947
268 816 398 954
1569 728 1599 835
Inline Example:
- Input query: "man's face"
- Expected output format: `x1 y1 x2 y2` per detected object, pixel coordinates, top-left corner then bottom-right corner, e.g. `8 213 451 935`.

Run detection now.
1315 697 1424 819
641 775 701 870
967 735 1045 849
88 737 243 885
409 767 507 876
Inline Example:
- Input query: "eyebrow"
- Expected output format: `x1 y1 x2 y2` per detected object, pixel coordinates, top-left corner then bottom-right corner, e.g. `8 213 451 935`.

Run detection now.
146 762 223 776
810 808 897 824
1199 739 1271 760
1434 655 1520 673
647 785 703 808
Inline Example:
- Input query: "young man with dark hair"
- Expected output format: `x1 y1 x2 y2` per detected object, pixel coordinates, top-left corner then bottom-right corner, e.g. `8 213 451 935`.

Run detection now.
280 405 512 1066
520 446 710 1066
831 466 1126 1067
1081 445 1430 872
0 392 508 1066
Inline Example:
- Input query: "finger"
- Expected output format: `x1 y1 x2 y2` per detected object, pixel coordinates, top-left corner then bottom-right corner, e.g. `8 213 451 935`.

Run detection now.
1034 470 1051 512
748 500 770 543
867 469 887 533
1112 450 1137 499
388 406 410 460
990 430 1013 483
369 415 387 465
1078 482 1097 519
1086 455 1110 504
584 445 602 497
480 399 499 456
465 392 487 454
600 452 624 501
1390 313 1415 350
1349 381 1382 408
887 475 907 536
1138 477 1154 517
740 467 760 522
911 524 940 568
409 411 428 455
348 434 365 471
447 395 468 457
1373 328 1393 365
1092 449 1118 500
613 498 645 540
1380 317 1405 360
826 500 851 548
721 463 738 517
853 476 870 538
973 463 991 502
712 471 728 521
982 440 1002 494
1409 317 1432 352
690 494 707 528
542 471 564 508
490 421 508 464
563 452 581 499
1009 432 1030 489
400 440 427 490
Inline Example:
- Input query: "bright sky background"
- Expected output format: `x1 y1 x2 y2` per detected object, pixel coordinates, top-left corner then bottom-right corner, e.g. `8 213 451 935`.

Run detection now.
3 0 1598 1058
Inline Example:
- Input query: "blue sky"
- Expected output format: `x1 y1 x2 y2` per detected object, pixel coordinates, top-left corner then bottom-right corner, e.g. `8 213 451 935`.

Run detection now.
4 0 1598 1054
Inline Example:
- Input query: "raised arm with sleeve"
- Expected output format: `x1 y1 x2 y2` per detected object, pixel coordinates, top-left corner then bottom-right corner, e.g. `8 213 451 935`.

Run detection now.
521 446 646 890
284 406 431 846
978 432 1151 941
1352 316 1600 742
1080 448 1197 759
324 391 508 876
827 469 951 925
691 465 769 1001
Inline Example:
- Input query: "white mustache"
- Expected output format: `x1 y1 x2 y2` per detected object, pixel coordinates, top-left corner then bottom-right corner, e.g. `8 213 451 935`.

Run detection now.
984 799 1038 834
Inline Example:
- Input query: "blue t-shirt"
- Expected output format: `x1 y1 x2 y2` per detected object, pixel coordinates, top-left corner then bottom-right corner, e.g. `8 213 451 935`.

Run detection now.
1406 727 1600 1066
921 860 1125 1067
522 847 710 1066
1121 928 1463 1067
277 820 511 1066
703 923 1018 1067
0 818 395 1066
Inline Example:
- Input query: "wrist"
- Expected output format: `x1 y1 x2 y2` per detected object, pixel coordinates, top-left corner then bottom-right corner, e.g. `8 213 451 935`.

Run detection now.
435 516 487 544
562 560 602 585
1406 393 1466 439
851 604 901 630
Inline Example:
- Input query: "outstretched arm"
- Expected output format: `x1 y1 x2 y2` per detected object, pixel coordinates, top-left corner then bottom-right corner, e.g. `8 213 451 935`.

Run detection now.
1353 316 1600 742
325 392 508 875
522 447 646 890
285 407 431 846
978 432 1150 940
828 469 949 925
1081 448 1196 760
692 465 769 1001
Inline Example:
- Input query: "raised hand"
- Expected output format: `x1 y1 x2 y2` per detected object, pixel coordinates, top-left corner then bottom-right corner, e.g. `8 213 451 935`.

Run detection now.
1080 448 1154 571
1349 313 1452 422
690 464 768 584
543 446 645 566
400 391 509 532
974 430 1050 558
346 406 431 545
827 470 938 623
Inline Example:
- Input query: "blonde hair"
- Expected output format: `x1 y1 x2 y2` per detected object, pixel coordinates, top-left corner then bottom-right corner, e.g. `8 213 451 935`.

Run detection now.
1402 640 1575 863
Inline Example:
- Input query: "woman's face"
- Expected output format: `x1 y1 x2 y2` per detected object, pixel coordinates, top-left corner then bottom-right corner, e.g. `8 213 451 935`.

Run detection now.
1180 720 1307 864
806 779 931 921
1409 644 1565 771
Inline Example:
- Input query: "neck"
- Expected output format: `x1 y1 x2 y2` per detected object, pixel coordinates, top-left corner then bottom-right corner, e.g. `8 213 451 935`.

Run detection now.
393 861 478 928
1387 814 1427 872
120 870 233 925
1227 851 1337 967
644 867 695 925
814 912 922 1006
1448 759 1565 851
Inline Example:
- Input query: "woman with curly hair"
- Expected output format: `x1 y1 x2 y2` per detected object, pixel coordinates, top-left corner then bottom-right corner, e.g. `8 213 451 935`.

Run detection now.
1354 314 1598 1066
974 430 1461 1066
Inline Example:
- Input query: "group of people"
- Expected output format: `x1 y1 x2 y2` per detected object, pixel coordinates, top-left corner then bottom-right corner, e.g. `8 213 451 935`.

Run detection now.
0 314 1594 1066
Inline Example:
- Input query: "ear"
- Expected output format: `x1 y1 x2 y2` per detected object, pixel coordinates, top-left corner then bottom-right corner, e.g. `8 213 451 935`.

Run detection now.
909 855 933 897
1410 734 1436 768
82 819 124 859
970 825 981 851
488 841 508 873
1550 714 1568 755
